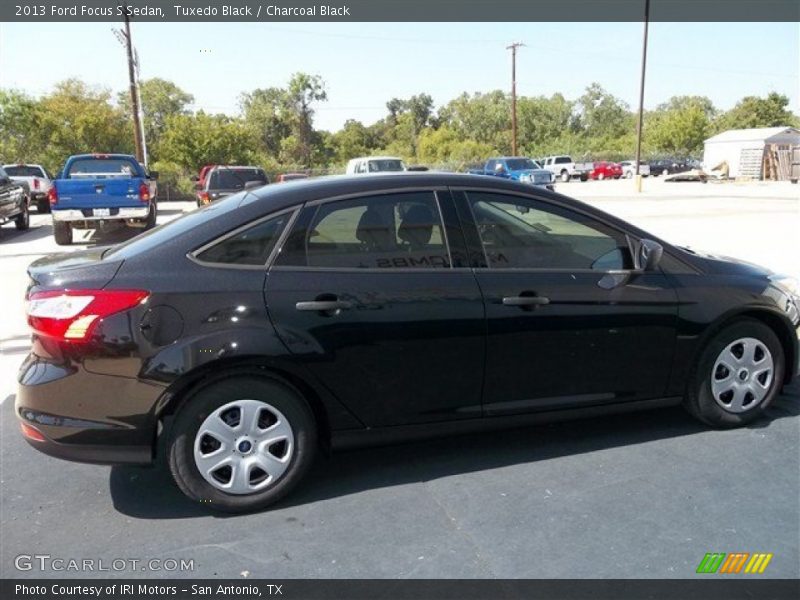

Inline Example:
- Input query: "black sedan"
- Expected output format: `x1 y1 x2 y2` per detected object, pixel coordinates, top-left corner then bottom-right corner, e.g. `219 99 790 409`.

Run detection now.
17 173 799 512
649 158 693 177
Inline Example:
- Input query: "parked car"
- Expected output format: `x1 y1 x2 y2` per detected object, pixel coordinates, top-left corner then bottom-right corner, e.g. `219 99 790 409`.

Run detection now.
48 154 158 245
468 156 553 190
619 160 651 178
649 158 692 177
3 163 53 213
0 165 30 233
17 173 799 512
345 156 407 174
276 173 309 183
590 161 623 180
196 166 269 206
539 155 594 182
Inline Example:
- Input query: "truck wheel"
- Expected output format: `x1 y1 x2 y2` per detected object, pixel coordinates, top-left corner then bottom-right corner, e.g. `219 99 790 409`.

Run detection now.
580 174 588 182
53 222 72 245
144 202 157 230
560 170 570 183
37 199 51 213
14 204 30 231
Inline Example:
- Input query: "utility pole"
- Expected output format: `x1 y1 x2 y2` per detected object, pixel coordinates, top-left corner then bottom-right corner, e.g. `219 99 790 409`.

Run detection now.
634 0 650 192
507 42 525 156
122 4 144 163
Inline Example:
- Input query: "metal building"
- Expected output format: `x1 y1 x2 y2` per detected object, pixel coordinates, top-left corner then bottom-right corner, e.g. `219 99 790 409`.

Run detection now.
703 126 800 179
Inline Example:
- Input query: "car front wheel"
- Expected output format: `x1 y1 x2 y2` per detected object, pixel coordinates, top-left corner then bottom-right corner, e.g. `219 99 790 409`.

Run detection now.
685 319 784 428
168 375 317 513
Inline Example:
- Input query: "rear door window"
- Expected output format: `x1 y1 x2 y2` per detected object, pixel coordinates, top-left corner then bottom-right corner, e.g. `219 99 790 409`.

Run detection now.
275 192 450 269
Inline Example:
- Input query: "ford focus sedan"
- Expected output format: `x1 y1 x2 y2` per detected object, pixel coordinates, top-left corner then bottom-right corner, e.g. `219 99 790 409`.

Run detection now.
17 173 799 512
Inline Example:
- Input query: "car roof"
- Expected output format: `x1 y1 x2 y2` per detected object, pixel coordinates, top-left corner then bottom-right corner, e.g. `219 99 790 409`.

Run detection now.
68 154 136 160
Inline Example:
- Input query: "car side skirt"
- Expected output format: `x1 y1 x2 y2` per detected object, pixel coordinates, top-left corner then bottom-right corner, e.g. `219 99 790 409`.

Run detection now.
331 396 684 450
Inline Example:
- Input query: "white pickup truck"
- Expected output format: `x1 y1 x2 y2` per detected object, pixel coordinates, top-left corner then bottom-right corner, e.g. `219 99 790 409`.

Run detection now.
2 163 54 213
539 155 594 182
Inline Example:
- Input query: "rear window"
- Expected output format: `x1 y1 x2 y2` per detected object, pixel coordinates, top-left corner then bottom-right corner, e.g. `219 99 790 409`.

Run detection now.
367 159 405 173
66 158 139 179
5 165 45 177
209 168 267 190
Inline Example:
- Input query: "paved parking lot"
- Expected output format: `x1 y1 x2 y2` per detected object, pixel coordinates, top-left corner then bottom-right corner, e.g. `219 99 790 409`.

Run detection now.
1 178 798 579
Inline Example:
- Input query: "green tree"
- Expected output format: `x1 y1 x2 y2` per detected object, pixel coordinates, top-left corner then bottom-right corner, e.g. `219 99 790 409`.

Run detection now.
716 92 796 130
331 119 373 163
0 89 43 164
159 111 256 170
283 73 327 166
575 83 632 140
37 79 132 170
118 78 193 157
440 91 511 152
240 87 292 157
647 96 716 156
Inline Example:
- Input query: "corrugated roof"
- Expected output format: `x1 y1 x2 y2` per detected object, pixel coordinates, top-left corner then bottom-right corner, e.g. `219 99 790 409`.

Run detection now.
704 126 800 144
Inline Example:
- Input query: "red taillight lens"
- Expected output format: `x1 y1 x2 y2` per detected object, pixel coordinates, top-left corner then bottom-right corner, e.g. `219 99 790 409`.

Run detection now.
20 422 46 442
198 191 209 204
139 182 151 202
27 289 149 341
48 186 58 205
33 178 40 190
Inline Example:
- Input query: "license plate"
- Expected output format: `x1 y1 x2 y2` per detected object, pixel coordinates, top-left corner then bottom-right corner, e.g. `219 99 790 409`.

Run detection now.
93 208 111 217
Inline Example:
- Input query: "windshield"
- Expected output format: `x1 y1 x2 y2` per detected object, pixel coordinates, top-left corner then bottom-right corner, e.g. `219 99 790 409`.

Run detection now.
367 159 405 172
104 191 249 260
66 158 139 179
505 158 540 171
209 168 267 190
4 165 45 177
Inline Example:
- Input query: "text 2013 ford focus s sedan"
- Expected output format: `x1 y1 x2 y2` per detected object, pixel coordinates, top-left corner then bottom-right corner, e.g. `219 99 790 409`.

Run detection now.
17 173 800 512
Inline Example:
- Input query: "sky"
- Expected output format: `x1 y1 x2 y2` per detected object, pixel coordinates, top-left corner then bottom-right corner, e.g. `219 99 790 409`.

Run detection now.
0 21 797 132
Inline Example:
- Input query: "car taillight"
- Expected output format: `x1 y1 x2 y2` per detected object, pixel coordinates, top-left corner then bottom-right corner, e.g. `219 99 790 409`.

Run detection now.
48 186 58 205
27 289 149 341
198 191 209 204
33 178 40 190
139 182 150 202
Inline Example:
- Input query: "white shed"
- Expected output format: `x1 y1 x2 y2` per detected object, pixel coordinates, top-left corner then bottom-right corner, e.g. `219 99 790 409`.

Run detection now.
703 126 800 179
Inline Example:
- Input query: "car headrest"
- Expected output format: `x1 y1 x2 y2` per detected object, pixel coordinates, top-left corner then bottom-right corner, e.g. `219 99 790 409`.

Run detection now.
356 207 394 250
398 204 435 248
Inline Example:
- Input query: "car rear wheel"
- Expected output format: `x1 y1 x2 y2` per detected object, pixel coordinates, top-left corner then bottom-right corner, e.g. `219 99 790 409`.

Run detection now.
168 375 317 513
143 202 157 230
53 221 72 245
684 319 784 428
14 203 29 231
560 170 570 183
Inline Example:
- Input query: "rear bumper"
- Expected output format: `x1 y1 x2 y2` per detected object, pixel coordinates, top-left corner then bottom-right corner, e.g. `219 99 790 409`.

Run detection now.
15 354 160 465
52 206 150 222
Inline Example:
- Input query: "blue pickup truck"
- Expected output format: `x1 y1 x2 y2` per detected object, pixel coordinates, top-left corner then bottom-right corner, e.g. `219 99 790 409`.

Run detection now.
49 154 158 245
468 157 554 190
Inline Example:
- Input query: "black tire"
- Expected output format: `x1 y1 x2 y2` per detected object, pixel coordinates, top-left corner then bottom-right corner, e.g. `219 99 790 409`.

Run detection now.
37 199 50 213
14 204 29 231
168 375 318 513
684 318 785 428
580 174 588 182
560 170 570 183
53 221 72 245
143 201 157 230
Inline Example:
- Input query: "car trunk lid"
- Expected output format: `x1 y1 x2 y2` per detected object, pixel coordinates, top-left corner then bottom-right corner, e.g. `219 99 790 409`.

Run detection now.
26 247 123 295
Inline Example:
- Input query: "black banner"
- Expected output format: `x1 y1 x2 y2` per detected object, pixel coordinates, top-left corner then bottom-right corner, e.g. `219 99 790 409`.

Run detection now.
2 0 799 22
3 579 800 600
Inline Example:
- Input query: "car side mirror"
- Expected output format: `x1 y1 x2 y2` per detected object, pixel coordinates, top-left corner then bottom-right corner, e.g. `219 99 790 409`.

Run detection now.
637 239 663 272
149 171 159 180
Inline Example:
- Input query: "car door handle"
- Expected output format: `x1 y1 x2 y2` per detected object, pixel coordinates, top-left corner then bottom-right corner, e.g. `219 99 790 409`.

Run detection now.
502 295 550 307
295 300 353 312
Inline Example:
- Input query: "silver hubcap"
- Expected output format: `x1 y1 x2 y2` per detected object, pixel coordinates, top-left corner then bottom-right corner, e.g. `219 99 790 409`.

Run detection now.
711 337 774 413
193 399 294 495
